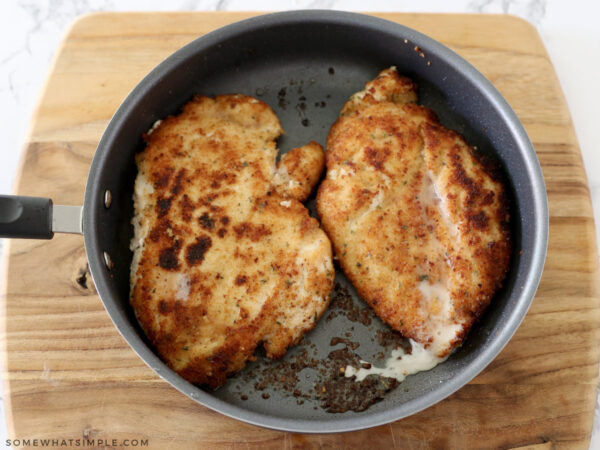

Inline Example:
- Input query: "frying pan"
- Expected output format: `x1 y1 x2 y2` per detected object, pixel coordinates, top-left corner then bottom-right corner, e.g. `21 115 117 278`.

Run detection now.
0 10 548 433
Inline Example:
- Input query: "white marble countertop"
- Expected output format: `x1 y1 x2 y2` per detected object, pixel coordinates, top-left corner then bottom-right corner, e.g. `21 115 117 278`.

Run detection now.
1 0 598 447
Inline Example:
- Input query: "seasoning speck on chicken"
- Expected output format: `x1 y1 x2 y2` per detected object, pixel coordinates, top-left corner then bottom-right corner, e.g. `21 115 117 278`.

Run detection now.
130 94 334 388
316 67 511 358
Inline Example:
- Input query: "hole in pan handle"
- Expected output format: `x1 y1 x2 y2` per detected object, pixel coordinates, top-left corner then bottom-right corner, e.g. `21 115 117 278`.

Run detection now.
0 195 82 239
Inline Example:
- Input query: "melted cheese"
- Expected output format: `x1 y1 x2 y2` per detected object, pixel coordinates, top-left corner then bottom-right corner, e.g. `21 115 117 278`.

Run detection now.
417 281 462 355
345 279 460 383
345 339 445 382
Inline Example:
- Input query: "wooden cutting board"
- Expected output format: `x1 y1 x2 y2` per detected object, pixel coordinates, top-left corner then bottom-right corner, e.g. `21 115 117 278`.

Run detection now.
1 12 598 449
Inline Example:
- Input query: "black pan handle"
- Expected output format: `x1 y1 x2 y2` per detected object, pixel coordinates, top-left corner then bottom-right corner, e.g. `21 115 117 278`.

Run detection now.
0 195 83 239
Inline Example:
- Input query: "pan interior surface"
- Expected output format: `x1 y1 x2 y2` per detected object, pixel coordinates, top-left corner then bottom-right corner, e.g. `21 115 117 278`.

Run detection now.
85 11 547 432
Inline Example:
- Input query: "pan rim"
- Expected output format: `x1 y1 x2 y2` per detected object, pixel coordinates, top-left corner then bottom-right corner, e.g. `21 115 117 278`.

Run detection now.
84 9 548 433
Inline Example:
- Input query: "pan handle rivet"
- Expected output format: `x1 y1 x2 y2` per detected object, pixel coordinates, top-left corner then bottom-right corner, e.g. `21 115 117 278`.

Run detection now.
104 190 112 209
103 251 114 271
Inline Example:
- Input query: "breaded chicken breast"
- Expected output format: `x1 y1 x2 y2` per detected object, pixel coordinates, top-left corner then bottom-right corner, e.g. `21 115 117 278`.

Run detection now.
316 67 511 357
130 94 334 388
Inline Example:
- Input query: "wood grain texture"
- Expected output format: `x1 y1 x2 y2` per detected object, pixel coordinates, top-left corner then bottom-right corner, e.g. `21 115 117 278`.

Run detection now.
1 12 598 449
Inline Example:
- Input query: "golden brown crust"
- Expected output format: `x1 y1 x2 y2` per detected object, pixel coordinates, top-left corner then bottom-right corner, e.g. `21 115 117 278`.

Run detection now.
316 68 511 356
273 141 325 202
130 94 334 388
340 67 418 116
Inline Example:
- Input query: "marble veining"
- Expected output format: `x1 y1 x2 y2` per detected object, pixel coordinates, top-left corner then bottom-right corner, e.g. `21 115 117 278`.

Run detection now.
468 0 546 24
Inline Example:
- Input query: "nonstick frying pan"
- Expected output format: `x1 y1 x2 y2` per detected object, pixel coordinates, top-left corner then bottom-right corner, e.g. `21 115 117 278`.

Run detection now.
0 10 548 433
